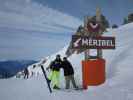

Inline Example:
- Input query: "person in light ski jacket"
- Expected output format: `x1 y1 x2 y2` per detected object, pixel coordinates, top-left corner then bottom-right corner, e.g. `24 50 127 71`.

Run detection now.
47 54 62 89
62 57 78 89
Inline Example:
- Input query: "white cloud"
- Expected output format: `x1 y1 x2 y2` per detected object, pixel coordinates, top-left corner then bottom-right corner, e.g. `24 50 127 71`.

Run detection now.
0 0 82 34
0 0 82 60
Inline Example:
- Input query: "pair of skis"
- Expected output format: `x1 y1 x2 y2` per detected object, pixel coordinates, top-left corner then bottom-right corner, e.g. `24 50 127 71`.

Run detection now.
41 65 52 93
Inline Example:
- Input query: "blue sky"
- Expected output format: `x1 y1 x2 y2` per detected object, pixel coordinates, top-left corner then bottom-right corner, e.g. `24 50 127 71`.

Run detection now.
35 0 133 25
0 0 132 60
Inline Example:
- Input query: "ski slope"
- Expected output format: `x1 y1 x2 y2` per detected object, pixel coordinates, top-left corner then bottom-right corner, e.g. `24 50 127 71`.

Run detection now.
0 23 133 100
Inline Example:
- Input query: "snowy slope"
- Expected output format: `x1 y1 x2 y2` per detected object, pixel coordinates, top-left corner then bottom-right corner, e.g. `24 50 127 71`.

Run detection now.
0 23 133 100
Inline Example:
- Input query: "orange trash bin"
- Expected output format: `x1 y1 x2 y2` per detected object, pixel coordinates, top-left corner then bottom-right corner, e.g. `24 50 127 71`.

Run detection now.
82 58 106 89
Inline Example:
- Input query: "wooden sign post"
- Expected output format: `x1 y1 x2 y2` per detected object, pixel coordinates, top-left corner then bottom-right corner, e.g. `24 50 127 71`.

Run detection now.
66 8 115 89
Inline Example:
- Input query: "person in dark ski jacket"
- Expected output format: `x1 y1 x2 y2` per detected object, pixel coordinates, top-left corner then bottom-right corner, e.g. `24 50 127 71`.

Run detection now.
62 57 78 89
47 54 62 89
24 68 29 79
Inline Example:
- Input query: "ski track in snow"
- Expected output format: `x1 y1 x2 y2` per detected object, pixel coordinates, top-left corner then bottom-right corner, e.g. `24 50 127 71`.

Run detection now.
0 23 133 100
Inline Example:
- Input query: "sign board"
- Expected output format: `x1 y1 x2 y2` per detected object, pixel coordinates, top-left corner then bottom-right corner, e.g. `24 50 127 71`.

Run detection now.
72 35 115 49
87 22 100 33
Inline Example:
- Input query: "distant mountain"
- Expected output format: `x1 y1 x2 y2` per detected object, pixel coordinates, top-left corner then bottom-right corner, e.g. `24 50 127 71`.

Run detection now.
0 60 37 78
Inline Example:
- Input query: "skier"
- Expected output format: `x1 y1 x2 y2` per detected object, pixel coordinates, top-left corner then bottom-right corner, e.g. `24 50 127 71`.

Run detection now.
62 57 78 89
24 68 29 79
46 54 62 89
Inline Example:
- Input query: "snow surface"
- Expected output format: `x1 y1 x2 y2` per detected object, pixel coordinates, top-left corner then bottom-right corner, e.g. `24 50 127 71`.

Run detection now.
0 23 133 100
